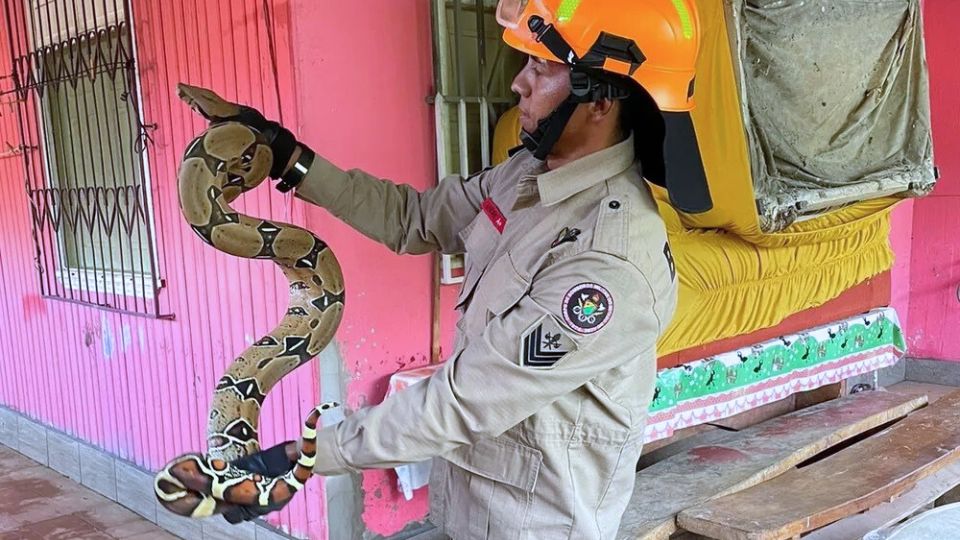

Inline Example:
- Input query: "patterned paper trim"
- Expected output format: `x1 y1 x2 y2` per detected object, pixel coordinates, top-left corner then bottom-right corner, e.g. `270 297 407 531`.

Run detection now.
643 308 904 443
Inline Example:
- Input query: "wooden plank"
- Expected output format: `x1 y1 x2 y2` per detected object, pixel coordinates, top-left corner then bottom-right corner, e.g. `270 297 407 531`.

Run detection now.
639 426 729 471
887 381 957 404
678 391 960 540
617 391 926 540
803 459 960 540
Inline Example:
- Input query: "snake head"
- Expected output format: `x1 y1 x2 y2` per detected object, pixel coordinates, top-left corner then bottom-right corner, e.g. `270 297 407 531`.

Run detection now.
177 83 275 137
177 83 244 122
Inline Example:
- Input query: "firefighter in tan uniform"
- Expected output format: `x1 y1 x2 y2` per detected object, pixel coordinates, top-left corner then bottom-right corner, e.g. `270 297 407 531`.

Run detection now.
223 0 702 537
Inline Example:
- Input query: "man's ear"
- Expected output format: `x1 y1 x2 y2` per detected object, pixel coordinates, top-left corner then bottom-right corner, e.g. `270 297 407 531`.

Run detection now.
590 98 617 122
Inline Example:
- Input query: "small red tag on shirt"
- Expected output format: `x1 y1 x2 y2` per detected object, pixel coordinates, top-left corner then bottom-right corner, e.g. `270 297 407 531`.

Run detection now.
481 198 506 233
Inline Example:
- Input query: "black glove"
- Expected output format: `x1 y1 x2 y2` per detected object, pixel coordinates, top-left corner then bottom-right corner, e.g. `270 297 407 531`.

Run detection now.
229 105 314 193
225 106 300 181
178 84 311 190
222 441 298 524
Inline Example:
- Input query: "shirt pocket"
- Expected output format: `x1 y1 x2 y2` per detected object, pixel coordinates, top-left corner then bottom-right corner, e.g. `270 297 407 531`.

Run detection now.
483 251 531 320
456 216 499 311
443 437 543 539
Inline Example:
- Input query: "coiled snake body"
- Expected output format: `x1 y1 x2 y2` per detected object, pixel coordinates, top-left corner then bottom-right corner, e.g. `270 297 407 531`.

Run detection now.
153 84 344 518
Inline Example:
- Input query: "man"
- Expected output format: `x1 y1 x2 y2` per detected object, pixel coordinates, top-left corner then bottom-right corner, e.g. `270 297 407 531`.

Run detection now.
226 1 700 537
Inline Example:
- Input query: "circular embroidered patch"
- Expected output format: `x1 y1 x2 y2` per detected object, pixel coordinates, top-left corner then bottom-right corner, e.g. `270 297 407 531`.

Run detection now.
562 283 614 334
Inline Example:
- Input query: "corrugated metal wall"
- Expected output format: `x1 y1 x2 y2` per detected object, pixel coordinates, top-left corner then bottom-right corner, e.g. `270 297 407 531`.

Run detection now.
904 0 960 361
0 0 330 537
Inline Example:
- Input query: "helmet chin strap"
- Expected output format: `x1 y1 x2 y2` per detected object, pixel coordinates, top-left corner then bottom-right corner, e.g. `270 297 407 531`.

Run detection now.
520 69 631 160
521 16 632 161
520 98 579 160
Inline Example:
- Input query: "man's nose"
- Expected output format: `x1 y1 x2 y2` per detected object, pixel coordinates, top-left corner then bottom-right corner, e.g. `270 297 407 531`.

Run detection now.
511 69 531 97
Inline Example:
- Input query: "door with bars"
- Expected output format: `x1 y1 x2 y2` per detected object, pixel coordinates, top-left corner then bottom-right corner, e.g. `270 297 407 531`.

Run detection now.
1 0 166 318
431 0 524 284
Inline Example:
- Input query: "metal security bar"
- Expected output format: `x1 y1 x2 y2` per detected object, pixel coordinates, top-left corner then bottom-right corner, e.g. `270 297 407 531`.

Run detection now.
431 0 523 284
2 0 167 318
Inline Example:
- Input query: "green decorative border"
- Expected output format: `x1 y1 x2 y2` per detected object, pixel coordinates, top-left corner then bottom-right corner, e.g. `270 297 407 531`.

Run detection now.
651 311 904 413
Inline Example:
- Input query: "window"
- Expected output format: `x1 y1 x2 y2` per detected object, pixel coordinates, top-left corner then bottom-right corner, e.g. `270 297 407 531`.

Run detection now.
431 0 524 284
3 0 165 317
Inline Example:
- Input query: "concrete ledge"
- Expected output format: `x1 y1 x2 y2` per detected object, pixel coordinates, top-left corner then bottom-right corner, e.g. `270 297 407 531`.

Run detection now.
0 407 18 449
17 416 48 465
47 430 82 482
0 405 299 540
80 442 118 500
116 460 158 522
906 358 960 387
157 505 204 539
203 515 257 540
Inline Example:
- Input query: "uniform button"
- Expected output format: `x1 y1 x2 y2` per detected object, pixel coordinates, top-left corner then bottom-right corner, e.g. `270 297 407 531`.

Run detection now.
609 200 621 210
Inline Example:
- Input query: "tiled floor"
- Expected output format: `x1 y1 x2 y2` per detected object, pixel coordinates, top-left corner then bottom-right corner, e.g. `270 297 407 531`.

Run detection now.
0 445 179 540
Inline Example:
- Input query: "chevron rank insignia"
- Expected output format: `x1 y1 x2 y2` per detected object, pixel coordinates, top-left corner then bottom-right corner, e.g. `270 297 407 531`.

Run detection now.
520 315 577 369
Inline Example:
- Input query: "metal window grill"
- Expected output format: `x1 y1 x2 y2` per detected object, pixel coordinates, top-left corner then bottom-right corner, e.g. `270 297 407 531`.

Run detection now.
431 0 524 284
1 0 168 318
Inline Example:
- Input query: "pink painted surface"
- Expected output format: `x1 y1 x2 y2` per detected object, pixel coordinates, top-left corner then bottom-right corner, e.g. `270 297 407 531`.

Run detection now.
0 0 450 537
904 0 960 360
287 1 439 535
889 200 914 333
0 1 341 537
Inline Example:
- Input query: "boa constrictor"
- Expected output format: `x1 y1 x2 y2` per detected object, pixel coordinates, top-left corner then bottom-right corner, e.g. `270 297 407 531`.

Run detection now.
153 84 345 519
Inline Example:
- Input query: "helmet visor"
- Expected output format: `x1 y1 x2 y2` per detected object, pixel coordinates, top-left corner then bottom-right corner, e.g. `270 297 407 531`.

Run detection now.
496 0 530 28
497 0 559 29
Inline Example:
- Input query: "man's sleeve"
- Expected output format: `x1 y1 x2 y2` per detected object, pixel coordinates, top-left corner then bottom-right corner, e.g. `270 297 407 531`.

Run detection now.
294 155 490 255
310 250 663 475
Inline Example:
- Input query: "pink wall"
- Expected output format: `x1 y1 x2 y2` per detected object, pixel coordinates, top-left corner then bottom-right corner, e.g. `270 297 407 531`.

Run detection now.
287 1 441 535
0 1 347 538
1 0 448 538
902 0 960 360
889 201 914 333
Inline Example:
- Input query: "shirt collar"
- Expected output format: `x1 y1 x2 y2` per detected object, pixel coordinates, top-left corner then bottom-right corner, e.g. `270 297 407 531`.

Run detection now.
513 134 636 209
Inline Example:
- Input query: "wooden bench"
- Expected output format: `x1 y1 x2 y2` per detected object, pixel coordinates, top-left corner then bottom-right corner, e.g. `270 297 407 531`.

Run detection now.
617 391 927 539
677 390 960 540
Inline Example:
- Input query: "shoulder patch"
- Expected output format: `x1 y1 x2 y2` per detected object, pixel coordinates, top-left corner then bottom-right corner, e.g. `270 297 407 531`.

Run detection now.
562 283 614 334
520 315 576 369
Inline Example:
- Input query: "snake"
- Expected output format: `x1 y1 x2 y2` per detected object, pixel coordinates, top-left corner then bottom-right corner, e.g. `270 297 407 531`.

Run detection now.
152 83 345 519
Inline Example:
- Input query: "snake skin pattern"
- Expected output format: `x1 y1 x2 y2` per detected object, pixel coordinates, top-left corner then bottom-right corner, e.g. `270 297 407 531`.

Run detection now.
153 84 344 519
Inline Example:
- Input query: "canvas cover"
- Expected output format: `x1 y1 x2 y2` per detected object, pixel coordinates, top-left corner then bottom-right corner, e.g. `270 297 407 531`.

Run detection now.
733 0 935 231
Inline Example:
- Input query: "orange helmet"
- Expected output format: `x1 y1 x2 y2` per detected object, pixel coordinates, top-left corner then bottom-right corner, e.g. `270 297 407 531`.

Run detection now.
497 0 701 112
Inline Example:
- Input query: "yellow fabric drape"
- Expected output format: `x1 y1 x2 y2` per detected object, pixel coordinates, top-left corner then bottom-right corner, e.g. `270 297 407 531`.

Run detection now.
654 199 895 355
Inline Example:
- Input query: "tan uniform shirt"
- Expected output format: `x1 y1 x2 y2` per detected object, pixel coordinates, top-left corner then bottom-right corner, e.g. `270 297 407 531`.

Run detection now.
295 135 678 539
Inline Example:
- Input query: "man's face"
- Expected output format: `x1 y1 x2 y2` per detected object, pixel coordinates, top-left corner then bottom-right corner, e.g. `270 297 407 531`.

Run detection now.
511 55 571 134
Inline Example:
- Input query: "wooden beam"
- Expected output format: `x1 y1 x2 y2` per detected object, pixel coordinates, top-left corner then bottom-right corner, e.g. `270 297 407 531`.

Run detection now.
616 391 926 539
803 459 960 540
794 382 844 410
677 391 960 540
887 381 957 404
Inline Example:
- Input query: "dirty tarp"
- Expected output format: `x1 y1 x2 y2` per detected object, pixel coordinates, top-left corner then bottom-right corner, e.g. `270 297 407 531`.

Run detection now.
734 0 935 231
